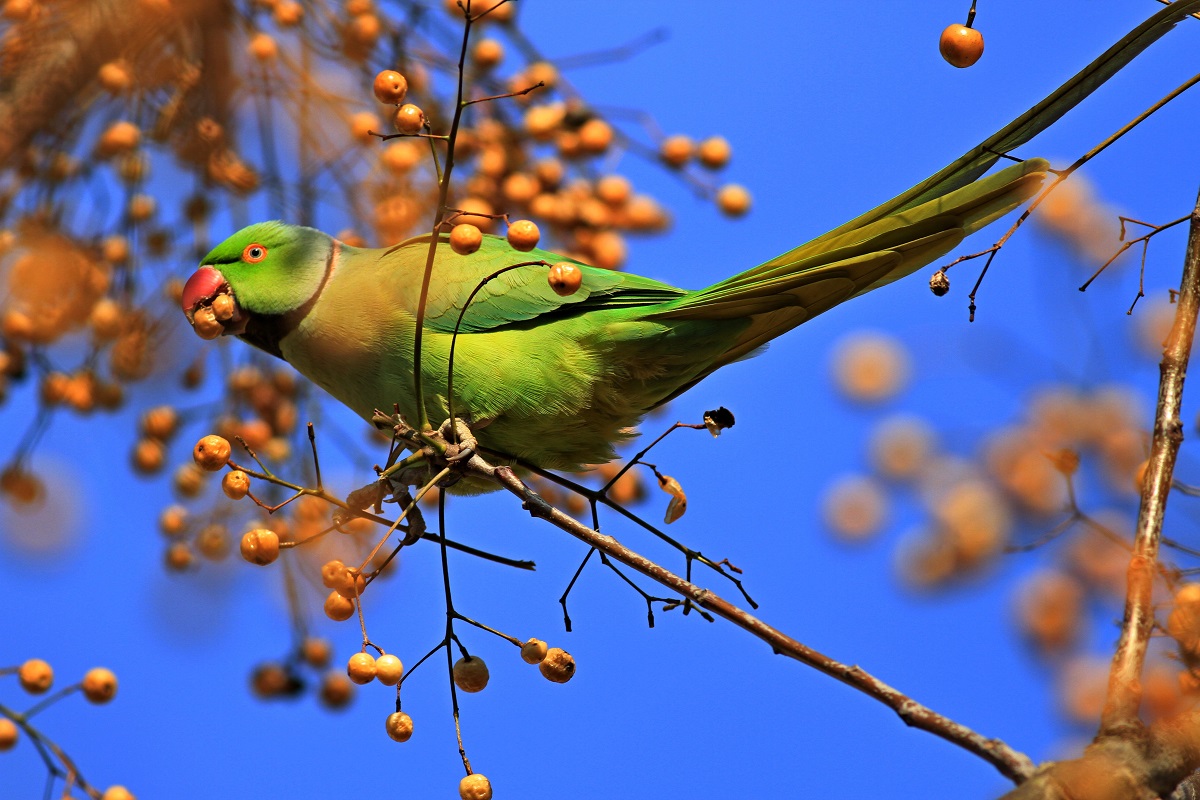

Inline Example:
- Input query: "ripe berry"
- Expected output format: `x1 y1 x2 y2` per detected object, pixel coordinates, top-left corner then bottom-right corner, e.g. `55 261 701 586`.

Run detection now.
372 70 408 105
547 262 583 296
452 656 490 693
939 24 984 68
506 219 540 252
131 438 165 474
538 648 576 683
520 638 548 664
0 718 17 751
374 654 404 686
82 667 118 703
101 788 135 800
459 773 493 800
319 672 355 709
211 293 235 322
324 591 356 622
222 470 251 500
385 711 413 742
18 658 52 694
346 652 377 685
393 103 425 135
193 435 232 471
450 223 483 255
697 136 731 169
192 305 223 340
472 38 503 69
239 529 280 566
659 135 693 167
248 32 278 61
716 184 752 217
578 118 613 154
302 637 332 668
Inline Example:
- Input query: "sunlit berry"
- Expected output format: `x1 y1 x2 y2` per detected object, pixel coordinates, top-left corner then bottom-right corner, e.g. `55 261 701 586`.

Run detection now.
393 103 425 135
578 119 613 154
0 718 17 751
697 136 731 169
196 524 230 560
131 438 166 474
193 435 232 471
372 70 408 105
18 658 52 694
375 654 404 686
211 293 236 322
324 591 356 622
385 711 413 742
520 638 548 664
506 219 540 252
82 667 118 703
659 134 692 167
164 541 194 571
240 529 280 566
191 306 223 340
302 637 332 667
101 786 136 800
716 184 751 217
538 648 575 683
222 470 251 500
248 32 278 61
548 262 583 296
459 773 493 800
472 38 503 69
939 24 984 68
319 671 355 709
347 652 377 685
97 61 132 93
450 223 483 255
452 656 489 693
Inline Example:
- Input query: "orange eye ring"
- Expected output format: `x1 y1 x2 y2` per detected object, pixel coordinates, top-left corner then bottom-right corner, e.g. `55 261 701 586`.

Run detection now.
242 243 268 263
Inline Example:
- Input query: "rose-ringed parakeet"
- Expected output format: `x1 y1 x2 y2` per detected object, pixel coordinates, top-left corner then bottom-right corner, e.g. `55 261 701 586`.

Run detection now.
180 3 1197 475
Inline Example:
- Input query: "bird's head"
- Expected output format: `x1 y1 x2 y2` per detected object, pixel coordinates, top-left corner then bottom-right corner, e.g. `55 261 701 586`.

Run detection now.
181 221 333 351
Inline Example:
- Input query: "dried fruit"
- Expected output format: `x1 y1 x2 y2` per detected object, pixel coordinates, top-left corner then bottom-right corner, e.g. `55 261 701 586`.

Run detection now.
385 711 414 742
459 774 493 800
520 638 548 664
324 591 355 622
538 648 575 683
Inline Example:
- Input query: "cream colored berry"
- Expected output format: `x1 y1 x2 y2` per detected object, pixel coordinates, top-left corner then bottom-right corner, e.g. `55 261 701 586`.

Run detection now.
375 654 404 686
385 711 413 742
18 659 52 694
520 638 548 664
459 773 493 800
193 435 232 470
538 647 575 683
239 529 280 566
82 667 118 703
222 470 251 500
346 652 377 685
452 656 489 693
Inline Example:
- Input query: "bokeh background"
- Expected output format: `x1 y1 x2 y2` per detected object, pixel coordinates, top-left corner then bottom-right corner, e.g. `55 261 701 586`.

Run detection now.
2 1 1200 798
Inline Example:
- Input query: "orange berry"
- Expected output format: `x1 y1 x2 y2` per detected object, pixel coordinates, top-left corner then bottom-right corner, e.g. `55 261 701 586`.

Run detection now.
381 140 421 173
450 223 483 255
132 438 165 474
659 134 692 167
350 111 381 144
18 658 52 694
319 671 355 709
191 305 223 340
375 654 404 685
159 505 188 537
97 121 141 157
831 332 911 403
346 652 377 685
526 60 558 89
822 475 888 542
520 638 548 664
273 0 302 25
578 118 613 153
222 470 251 500
452 656 490 693
82 667 118 703
939 24 984 68
324 590 355 622
211 293 235 322
164 542 194 571
97 61 132 93
239 529 280 566
385 711 413 742
547 262 583 296
459 773 493 800
128 193 156 221
141 405 179 440
472 38 503 69
0 718 17 751
196 524 230 560
393 103 425 135
697 136 731 169
101 788 135 800
596 174 631 206
193 435 232 471
506 219 540 252
372 70 408 105
716 184 751 217
302 637 332 667
538 647 575 683
248 32 278 60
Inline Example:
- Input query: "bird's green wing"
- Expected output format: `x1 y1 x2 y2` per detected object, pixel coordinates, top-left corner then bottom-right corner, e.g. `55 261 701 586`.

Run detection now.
384 234 685 334
780 0 1200 265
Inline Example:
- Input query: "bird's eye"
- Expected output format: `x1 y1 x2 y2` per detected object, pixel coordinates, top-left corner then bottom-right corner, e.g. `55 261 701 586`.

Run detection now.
243 243 268 263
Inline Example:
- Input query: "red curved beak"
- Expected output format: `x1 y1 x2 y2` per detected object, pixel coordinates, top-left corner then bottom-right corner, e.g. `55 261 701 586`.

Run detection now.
182 266 225 317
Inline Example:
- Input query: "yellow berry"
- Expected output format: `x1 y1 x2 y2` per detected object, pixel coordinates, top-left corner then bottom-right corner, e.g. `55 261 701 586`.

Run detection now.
0 718 17 751
385 711 413 742
459 773 493 800
324 590 356 622
239 529 280 566
372 69 408 104
97 121 141 157
18 659 52 694
346 652 377 685
506 219 540 252
520 638 548 664
716 184 751 217
596 174 631 205
538 647 575 683
393 103 425 135
450 223 483 255
82 667 118 703
375 654 404 686
452 656 489 693
222 470 251 500
939 24 984 68
547 262 583 296
193 435 232 471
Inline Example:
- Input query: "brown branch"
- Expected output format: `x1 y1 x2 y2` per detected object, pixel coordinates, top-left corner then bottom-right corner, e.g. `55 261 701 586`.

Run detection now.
1101 186 1200 736
453 455 1035 783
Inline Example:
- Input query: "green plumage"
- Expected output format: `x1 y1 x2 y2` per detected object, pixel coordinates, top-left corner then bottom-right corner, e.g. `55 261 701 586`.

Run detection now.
186 0 1198 477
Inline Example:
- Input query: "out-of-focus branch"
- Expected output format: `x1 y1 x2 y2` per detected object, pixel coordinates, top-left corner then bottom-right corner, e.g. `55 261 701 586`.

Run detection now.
1102 186 1200 736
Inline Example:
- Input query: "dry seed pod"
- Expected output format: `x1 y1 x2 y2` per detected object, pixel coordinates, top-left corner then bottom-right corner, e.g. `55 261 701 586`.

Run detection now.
386 711 414 742
656 473 687 524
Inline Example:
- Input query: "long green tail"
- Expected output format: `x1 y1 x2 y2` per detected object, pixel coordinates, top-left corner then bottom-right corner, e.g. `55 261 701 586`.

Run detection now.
653 0 1199 372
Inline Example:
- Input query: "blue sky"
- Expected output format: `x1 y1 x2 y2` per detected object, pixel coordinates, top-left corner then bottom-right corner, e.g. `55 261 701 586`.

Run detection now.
2 2 1199 798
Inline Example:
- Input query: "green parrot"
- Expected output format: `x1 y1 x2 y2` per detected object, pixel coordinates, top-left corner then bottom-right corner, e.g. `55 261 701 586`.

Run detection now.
180 3 1196 476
